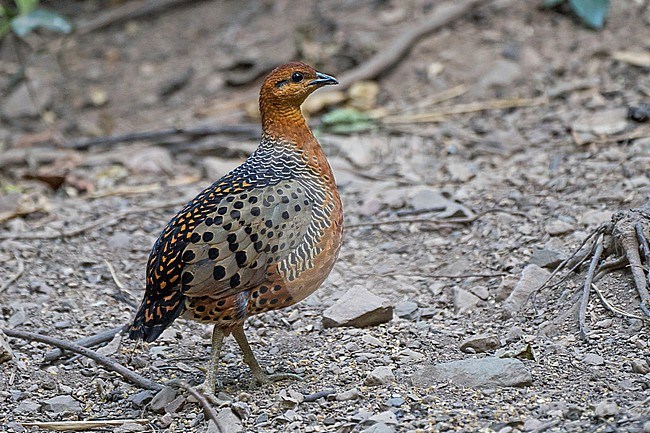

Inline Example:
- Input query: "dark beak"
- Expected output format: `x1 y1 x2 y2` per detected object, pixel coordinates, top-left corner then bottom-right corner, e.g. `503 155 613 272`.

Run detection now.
309 71 338 86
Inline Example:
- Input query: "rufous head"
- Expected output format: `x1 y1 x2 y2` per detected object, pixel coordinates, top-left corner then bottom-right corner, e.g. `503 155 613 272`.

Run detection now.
259 62 338 108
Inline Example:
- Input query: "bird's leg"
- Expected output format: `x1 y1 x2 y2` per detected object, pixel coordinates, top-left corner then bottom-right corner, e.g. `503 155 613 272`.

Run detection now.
195 325 225 401
231 324 302 385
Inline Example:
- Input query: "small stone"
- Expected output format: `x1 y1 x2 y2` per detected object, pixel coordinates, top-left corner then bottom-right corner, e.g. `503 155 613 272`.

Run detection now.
643 420 650 433
460 334 501 353
278 389 304 409
529 248 566 269
164 395 185 414
409 189 451 212
336 388 361 401
0 330 14 363
361 423 395 433
453 287 481 313
107 232 132 250
447 161 475 182
359 198 383 216
411 357 532 388
386 396 404 407
631 359 650 374
41 395 82 414
365 366 395 386
362 335 382 347
129 390 154 408
545 219 574 236
582 353 605 366
2 80 53 118
472 60 521 95
149 386 177 414
114 423 146 433
367 411 398 425
572 108 628 136
231 401 251 420
158 67 194 97
208 408 243 433
15 400 40 414
522 418 543 431
394 301 418 319
322 286 393 328
594 400 619 417
503 264 550 314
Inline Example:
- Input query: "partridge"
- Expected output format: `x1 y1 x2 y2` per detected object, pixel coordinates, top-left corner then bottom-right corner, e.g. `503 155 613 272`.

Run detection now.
129 62 343 396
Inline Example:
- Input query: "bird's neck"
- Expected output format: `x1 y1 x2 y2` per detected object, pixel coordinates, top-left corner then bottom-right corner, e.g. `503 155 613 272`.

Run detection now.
260 100 316 152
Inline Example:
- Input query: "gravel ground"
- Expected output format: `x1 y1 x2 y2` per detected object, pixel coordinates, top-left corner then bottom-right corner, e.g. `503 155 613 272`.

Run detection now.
1 1 650 432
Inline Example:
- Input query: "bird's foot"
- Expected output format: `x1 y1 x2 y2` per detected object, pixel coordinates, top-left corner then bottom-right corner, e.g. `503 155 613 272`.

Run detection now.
252 371 303 386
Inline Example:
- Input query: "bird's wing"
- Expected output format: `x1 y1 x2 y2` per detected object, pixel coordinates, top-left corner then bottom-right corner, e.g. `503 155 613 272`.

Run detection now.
179 180 313 298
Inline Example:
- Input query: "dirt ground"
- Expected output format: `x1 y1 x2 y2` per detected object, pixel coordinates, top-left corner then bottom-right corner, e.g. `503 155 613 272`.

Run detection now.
1 0 649 432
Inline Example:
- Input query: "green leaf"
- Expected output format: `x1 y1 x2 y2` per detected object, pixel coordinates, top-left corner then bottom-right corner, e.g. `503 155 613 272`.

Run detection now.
320 108 375 135
540 0 565 8
10 8 72 37
15 0 39 15
569 0 609 29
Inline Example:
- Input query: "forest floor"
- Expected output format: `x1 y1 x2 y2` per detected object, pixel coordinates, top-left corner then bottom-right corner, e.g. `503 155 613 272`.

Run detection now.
0 0 649 432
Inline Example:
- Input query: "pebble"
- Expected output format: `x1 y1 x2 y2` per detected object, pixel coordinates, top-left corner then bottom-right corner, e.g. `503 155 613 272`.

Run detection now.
472 60 521 95
336 388 361 401
582 353 605 366
503 264 550 314
386 396 404 407
209 408 243 433
367 411 398 425
2 80 53 118
163 395 185 414
460 334 501 353
365 366 395 386
128 390 154 408
411 357 532 388
231 401 251 420
41 395 82 414
529 248 566 269
362 335 383 347
572 108 628 136
522 418 543 431
0 331 14 363
545 219 575 236
409 189 451 212
394 300 419 319
361 423 395 433
322 286 393 328
631 359 650 374
15 400 40 414
107 232 132 250
453 287 481 313
594 400 619 417
149 386 177 414
278 389 304 409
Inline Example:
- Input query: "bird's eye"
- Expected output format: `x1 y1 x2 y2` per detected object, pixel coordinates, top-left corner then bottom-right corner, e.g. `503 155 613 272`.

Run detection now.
291 72 304 83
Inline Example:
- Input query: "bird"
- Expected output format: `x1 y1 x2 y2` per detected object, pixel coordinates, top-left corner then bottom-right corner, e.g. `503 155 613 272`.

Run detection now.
129 62 343 398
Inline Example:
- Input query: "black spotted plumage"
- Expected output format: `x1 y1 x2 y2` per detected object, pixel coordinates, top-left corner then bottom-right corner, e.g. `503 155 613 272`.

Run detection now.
129 137 322 342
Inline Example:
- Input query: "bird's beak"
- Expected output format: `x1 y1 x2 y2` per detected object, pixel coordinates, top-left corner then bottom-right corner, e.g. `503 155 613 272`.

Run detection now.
309 71 338 86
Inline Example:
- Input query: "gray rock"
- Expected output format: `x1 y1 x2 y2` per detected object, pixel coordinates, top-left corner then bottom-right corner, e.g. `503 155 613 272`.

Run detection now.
631 358 650 374
572 108 628 136
365 366 395 386
387 396 404 407
460 334 501 353
158 67 194 97
594 400 619 417
367 411 398 425
277 389 304 409
336 388 361 401
2 80 53 118
107 232 132 250
164 395 185 413
361 423 395 433
582 353 604 366
472 60 521 95
208 408 243 433
149 386 177 414
522 418 543 431
643 420 650 433
503 265 550 314
0 330 14 363
394 300 418 319
446 161 475 182
41 395 82 414
129 390 154 408
120 146 173 175
114 423 147 433
409 189 450 212
15 400 40 414
411 357 532 388
529 248 566 269
453 287 481 313
231 401 251 420
322 286 393 328
545 219 574 236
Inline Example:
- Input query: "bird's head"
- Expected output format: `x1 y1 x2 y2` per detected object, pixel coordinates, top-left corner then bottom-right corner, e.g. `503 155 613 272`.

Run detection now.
259 62 338 108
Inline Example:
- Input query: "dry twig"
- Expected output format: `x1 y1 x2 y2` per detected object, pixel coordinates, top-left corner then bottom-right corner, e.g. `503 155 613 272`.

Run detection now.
21 419 149 431
180 381 220 424
44 324 128 363
578 234 604 340
2 328 161 391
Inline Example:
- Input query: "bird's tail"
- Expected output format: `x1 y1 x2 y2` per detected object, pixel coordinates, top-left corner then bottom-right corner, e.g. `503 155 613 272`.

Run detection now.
128 292 185 343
